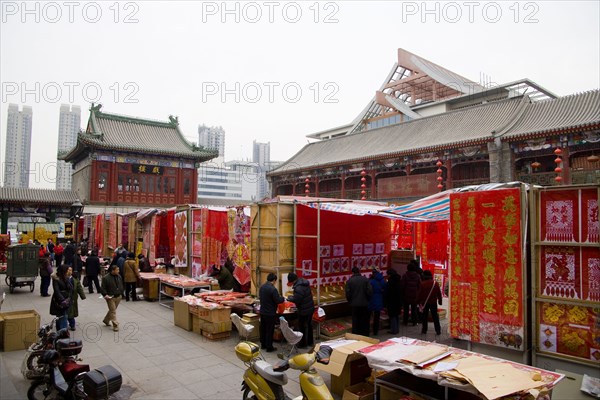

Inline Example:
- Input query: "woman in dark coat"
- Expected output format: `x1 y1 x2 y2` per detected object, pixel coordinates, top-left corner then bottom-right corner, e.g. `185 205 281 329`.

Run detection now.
384 268 403 334
67 275 86 330
50 264 74 330
368 268 387 336
416 270 443 335
402 261 421 326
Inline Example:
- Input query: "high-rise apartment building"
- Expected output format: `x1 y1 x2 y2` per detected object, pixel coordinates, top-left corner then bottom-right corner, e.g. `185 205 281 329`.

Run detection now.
55 104 81 189
253 140 270 200
198 125 225 158
3 104 33 188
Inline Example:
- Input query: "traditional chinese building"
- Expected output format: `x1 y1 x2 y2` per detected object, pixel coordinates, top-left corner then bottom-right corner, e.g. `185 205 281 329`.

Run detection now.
268 49 600 203
60 104 218 213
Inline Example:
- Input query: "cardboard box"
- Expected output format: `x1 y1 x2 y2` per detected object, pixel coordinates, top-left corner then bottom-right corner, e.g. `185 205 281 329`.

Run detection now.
378 385 405 400
173 298 192 331
202 330 231 341
343 382 375 400
191 305 231 323
315 333 379 396
199 319 232 334
192 315 202 334
0 310 40 352
241 315 260 340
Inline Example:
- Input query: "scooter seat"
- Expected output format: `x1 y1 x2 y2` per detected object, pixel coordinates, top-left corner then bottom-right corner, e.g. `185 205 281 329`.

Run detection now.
254 360 288 386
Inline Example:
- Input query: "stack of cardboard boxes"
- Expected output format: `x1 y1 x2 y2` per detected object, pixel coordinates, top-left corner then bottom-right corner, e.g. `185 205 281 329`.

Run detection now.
240 313 260 341
190 304 232 340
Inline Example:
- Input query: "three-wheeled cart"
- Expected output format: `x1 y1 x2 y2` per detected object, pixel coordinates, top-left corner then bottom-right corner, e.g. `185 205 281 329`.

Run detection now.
5 244 39 293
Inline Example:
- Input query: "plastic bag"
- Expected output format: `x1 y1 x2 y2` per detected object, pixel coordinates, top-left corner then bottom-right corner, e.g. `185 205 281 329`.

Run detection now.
312 307 326 322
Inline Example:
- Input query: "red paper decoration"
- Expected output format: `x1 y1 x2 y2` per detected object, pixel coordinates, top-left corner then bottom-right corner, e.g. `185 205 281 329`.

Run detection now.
304 177 310 196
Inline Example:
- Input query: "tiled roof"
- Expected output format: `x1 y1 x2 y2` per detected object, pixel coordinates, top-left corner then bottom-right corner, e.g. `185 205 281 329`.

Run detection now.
270 96 526 175
502 90 600 139
0 188 79 205
62 106 218 162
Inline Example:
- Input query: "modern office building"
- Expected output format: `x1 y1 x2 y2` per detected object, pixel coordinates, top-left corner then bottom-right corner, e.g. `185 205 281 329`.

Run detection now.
55 104 81 190
253 140 271 199
197 160 258 203
198 125 225 158
3 104 33 188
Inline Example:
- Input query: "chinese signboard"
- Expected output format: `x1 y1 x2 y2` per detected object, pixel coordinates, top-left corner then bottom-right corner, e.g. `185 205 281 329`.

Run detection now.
449 188 525 350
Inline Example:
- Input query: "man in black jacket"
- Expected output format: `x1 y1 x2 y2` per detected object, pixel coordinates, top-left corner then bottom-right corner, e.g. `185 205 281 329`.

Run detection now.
259 273 284 352
345 267 372 336
287 272 314 348
84 250 101 294
100 265 124 332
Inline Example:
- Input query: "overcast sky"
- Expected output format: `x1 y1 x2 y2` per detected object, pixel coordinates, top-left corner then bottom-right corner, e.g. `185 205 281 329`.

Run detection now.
1 0 599 189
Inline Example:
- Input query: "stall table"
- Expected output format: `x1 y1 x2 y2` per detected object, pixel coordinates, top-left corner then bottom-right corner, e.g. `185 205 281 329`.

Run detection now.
357 338 564 400
157 276 211 309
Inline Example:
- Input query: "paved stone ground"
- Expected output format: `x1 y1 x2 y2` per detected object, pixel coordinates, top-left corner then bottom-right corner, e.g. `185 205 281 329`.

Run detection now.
0 278 461 400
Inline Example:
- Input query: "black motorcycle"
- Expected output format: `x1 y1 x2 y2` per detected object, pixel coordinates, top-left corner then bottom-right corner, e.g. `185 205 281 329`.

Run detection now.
27 338 122 400
22 318 71 380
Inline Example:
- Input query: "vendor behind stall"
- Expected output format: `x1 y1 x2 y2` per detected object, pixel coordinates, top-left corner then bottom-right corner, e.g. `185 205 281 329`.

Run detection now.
209 265 235 290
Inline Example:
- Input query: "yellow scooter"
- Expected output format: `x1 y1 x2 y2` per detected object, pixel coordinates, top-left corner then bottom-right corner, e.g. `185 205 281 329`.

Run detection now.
234 341 334 400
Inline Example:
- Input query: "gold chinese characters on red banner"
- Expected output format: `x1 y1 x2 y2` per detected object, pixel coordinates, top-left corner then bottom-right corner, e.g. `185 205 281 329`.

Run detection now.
450 188 525 349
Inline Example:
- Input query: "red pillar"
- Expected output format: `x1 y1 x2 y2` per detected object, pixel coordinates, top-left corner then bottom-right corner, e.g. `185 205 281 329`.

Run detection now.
370 170 376 199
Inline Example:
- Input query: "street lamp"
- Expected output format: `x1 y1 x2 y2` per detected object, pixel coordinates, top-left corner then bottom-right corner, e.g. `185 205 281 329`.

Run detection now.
70 200 84 245
30 214 42 243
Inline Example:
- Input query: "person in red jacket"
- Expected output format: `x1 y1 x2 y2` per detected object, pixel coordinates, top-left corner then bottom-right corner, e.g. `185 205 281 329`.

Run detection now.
416 270 443 335
54 242 64 267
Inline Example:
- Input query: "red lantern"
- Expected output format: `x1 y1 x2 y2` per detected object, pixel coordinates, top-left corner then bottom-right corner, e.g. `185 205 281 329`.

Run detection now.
436 160 443 167
588 155 599 163
554 157 562 164
360 169 367 176
554 167 562 173
554 148 562 155
437 184 443 189
437 176 443 182
437 168 443 174
554 176 563 183
531 161 541 169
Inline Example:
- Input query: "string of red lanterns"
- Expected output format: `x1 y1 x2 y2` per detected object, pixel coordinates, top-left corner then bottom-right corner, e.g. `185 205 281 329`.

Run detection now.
360 169 367 200
554 148 563 183
436 160 444 191
304 177 310 196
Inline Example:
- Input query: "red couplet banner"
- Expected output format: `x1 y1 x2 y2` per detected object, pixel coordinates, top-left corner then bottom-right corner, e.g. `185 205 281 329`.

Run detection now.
449 188 525 349
295 204 392 286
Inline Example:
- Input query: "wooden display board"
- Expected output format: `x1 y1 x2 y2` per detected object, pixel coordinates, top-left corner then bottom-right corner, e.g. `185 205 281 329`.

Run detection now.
532 185 600 365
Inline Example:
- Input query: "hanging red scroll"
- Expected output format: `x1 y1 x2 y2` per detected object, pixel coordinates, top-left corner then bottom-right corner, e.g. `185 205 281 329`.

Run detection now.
449 188 525 349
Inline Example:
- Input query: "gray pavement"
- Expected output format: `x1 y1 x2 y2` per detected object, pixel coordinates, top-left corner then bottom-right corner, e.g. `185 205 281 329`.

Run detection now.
0 278 458 400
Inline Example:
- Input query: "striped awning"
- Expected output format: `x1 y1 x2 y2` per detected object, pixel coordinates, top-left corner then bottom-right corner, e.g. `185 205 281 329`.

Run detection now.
379 182 529 222
303 201 389 216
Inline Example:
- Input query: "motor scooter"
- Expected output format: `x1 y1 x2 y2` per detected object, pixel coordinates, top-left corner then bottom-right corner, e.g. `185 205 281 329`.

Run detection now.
235 341 334 400
27 338 122 400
